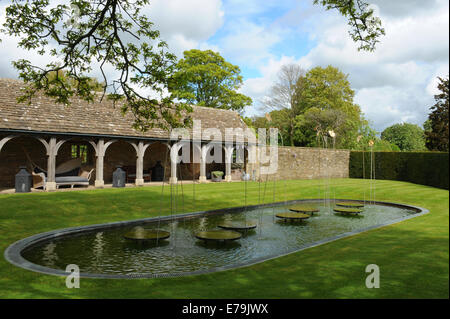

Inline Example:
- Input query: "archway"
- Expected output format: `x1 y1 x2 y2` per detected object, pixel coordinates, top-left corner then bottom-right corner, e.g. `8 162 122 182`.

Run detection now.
104 140 136 184
230 144 249 181
0 135 46 189
143 141 171 182
204 143 226 180
56 138 96 184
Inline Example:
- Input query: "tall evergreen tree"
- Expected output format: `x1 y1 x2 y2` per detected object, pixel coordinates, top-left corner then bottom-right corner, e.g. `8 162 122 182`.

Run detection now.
425 77 449 152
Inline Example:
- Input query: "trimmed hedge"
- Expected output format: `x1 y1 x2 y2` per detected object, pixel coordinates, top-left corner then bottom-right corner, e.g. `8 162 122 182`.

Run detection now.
349 151 449 190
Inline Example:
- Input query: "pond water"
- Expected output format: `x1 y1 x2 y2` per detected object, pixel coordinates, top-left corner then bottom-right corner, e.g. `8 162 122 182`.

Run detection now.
21 201 417 277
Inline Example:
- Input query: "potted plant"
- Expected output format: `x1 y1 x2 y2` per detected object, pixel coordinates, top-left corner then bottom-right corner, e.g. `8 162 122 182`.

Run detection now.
211 171 224 182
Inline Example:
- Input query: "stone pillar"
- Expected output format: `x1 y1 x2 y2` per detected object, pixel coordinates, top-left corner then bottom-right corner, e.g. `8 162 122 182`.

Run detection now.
46 139 57 191
39 137 66 191
199 144 207 183
131 141 151 186
224 145 233 182
94 154 105 188
247 144 259 181
135 157 144 186
169 144 178 184
90 139 116 188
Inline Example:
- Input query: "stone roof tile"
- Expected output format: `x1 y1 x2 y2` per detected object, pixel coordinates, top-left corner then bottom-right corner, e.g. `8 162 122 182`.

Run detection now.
0 78 250 141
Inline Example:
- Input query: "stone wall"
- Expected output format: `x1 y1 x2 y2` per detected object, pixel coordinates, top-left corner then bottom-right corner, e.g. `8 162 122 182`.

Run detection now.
257 146 350 181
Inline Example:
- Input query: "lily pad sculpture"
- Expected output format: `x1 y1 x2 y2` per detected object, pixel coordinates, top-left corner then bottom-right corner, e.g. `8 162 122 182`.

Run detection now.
123 227 170 241
333 207 363 215
289 205 319 214
195 230 242 242
276 212 310 221
218 222 257 231
336 202 364 208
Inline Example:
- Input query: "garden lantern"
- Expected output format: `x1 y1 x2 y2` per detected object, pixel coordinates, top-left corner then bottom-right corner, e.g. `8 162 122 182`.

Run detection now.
151 161 164 181
113 166 126 188
15 166 32 193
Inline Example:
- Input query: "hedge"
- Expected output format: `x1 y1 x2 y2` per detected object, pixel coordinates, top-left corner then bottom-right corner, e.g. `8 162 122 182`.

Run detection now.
349 151 449 190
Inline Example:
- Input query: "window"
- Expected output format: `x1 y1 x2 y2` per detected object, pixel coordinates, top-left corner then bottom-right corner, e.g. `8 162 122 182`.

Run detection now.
71 144 88 164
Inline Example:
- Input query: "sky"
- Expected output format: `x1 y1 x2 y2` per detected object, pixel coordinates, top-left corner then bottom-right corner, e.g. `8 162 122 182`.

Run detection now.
0 0 448 133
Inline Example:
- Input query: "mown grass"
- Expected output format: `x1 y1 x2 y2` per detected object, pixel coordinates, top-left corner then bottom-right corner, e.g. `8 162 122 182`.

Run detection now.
0 178 448 298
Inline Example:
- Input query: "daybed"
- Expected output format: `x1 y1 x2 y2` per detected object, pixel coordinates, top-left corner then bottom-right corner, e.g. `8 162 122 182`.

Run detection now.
32 168 94 190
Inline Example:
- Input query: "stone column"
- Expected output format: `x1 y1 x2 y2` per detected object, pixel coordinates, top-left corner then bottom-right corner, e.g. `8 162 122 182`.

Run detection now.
247 144 259 181
169 144 178 184
199 144 207 183
90 139 115 188
224 145 233 182
46 139 57 190
95 154 105 188
131 141 151 186
136 154 144 186
39 137 66 191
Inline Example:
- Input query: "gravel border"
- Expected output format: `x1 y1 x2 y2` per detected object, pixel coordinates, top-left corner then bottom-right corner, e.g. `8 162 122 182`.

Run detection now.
4 199 429 279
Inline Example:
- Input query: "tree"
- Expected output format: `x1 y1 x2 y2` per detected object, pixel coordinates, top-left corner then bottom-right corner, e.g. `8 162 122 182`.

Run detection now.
1 0 190 131
423 119 432 134
313 0 385 51
260 64 306 146
297 65 356 111
365 138 400 151
350 121 399 151
267 109 294 146
170 50 252 112
293 65 365 149
371 139 400 151
1 0 383 131
425 77 449 152
381 123 426 151
255 65 367 149
296 108 348 146
47 70 105 92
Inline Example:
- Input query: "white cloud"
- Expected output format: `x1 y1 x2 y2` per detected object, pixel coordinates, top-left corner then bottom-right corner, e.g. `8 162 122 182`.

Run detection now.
0 5 61 79
426 64 450 96
145 0 224 57
0 0 225 79
370 0 442 18
274 0 450 131
355 86 433 132
223 0 292 17
297 7 449 71
218 19 285 67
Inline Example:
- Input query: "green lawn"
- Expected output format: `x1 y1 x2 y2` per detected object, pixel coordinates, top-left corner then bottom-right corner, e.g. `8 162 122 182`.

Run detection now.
0 178 448 298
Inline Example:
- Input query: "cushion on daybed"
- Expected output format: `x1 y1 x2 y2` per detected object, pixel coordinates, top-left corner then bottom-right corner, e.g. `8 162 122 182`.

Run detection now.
55 176 89 183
